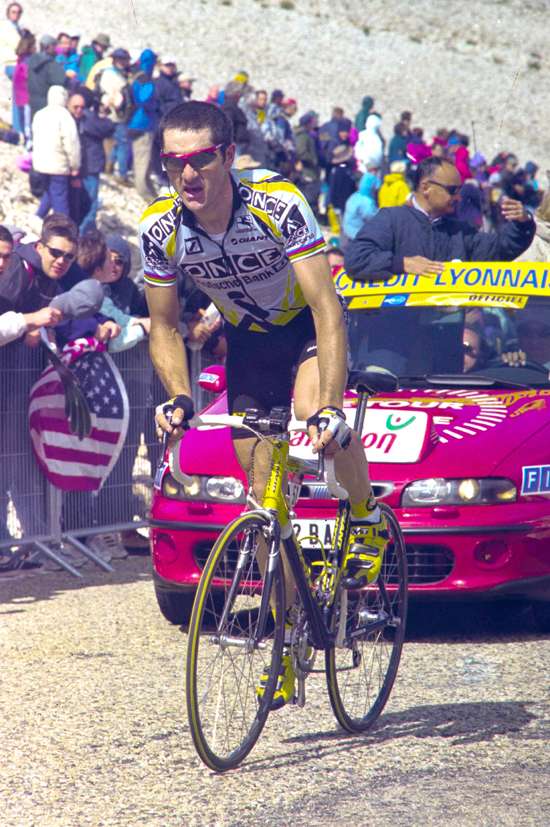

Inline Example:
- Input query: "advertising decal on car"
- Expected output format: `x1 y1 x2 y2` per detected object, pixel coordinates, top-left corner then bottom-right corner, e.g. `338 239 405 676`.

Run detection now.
521 466 550 495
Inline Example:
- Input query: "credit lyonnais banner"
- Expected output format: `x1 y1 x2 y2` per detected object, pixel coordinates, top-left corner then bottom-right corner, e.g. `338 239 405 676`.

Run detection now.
333 262 550 310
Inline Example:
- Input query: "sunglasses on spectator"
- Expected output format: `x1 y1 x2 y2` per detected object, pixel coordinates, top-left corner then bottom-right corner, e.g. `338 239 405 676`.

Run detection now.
45 245 76 262
463 343 480 357
517 324 550 339
112 257 125 267
160 143 225 172
427 181 462 196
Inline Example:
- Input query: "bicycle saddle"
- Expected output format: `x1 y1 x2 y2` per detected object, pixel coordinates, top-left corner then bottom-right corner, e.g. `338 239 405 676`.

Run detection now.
347 369 399 395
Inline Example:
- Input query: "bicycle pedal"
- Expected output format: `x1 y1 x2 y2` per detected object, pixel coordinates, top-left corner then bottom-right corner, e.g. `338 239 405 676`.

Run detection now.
341 574 368 590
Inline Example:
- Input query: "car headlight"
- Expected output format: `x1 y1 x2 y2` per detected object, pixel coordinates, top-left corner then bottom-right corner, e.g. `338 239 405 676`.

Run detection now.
401 477 517 507
161 473 245 504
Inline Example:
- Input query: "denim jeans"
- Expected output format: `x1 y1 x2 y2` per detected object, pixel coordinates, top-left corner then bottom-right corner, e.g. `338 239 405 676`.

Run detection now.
37 174 70 217
79 173 100 234
113 122 129 178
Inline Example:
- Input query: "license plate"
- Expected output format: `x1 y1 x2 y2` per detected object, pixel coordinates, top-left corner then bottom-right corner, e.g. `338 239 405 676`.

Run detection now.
292 519 335 550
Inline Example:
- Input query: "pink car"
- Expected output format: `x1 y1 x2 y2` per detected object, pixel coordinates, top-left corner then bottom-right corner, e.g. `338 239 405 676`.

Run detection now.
150 267 550 631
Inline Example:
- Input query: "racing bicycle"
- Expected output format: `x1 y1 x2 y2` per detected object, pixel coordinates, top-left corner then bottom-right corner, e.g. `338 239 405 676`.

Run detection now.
174 370 408 771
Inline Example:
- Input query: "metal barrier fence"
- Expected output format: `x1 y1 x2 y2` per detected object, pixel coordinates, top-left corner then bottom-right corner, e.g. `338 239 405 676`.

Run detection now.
0 337 216 576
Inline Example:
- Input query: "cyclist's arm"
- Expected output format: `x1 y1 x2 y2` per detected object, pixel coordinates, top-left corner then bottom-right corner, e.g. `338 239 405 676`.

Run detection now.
293 251 347 410
145 282 192 433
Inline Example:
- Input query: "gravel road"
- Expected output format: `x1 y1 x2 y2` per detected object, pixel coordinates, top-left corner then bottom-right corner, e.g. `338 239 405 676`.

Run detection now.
1 557 550 827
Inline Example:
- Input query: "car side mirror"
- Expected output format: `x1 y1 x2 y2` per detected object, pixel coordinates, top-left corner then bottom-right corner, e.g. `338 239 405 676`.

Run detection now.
198 365 226 393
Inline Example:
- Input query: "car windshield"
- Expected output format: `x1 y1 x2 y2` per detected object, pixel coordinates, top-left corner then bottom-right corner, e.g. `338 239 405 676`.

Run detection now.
347 299 550 387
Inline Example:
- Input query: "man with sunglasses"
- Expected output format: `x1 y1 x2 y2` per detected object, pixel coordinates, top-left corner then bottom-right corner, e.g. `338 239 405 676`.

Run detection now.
142 101 387 709
0 222 103 341
345 155 535 281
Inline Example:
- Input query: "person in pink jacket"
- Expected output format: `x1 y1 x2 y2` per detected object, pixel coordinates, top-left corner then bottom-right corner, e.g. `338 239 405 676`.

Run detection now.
455 142 474 182
13 27 34 148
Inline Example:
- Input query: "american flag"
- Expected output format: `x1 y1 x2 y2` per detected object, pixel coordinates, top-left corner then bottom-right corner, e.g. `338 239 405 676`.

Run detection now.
29 338 129 491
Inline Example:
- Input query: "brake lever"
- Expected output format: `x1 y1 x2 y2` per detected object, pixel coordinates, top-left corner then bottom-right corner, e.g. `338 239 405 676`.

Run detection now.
158 404 174 469
316 421 327 481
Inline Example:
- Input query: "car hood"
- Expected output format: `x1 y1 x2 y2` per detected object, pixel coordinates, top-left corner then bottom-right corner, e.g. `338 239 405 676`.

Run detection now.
176 386 550 482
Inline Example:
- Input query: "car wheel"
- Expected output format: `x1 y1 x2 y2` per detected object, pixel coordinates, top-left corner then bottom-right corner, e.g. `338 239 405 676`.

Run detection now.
155 586 195 625
532 601 550 634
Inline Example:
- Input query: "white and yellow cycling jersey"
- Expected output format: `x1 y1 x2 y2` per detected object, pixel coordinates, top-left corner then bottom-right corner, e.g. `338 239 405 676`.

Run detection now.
139 168 326 332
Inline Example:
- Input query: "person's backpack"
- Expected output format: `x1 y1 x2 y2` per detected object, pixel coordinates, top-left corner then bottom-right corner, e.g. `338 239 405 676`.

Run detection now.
120 70 148 122
93 68 144 121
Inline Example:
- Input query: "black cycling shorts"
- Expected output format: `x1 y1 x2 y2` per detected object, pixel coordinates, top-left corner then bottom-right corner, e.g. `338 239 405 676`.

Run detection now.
224 306 317 420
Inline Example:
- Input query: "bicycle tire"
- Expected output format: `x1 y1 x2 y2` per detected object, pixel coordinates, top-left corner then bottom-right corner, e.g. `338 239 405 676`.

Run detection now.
186 511 286 771
325 502 408 733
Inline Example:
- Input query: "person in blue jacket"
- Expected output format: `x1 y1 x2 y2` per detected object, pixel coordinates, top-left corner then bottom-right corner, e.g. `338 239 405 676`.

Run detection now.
343 166 379 244
128 49 159 203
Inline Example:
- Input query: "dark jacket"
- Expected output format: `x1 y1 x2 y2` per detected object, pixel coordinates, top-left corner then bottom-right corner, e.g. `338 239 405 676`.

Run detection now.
329 163 357 211
0 243 89 314
345 204 536 280
154 72 183 118
221 97 249 146
78 108 116 176
27 52 68 117
318 117 341 166
388 133 408 163
294 124 320 181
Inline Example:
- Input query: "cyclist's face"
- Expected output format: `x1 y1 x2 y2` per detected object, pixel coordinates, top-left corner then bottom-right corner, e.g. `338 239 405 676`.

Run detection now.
162 128 235 216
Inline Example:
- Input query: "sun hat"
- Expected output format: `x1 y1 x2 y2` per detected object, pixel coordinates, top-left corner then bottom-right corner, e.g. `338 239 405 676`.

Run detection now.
332 144 354 164
94 33 111 47
234 154 262 171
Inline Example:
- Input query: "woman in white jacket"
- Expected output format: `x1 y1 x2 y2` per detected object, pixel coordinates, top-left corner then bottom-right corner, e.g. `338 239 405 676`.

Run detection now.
32 85 81 219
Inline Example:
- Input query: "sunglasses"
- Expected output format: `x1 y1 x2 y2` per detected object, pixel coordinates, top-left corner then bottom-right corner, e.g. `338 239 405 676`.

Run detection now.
112 257 125 267
463 343 479 357
160 143 224 173
45 244 76 262
427 180 462 196
517 325 550 339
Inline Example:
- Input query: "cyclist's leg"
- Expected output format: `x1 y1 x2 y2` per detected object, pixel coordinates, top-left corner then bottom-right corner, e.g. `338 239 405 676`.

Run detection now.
293 355 372 504
294 354 388 585
224 322 302 610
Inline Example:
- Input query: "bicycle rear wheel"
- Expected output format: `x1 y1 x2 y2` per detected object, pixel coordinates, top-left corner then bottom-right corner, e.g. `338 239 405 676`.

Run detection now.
326 502 408 733
186 512 285 771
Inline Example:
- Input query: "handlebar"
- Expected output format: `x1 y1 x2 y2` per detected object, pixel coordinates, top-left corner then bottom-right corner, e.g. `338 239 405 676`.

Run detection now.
164 412 349 500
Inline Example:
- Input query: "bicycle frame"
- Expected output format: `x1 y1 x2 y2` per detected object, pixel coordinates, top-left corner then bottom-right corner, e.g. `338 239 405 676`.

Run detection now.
173 386 391 653
250 387 375 652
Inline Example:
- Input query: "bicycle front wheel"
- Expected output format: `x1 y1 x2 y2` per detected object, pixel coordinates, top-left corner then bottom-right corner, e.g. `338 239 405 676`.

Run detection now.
186 512 285 771
326 502 408 733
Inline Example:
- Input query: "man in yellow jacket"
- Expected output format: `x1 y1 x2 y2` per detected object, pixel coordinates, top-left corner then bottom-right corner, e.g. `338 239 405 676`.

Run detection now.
378 160 410 208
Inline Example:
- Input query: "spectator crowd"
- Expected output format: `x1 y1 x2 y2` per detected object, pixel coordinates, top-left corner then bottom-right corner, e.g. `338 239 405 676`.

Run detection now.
0 2 548 566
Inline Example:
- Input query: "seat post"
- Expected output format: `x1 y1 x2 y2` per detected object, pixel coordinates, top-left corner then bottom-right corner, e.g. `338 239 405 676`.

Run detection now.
353 389 370 433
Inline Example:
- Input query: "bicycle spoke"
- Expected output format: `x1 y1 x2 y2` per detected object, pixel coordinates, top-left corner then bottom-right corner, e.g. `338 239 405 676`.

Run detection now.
186 514 285 771
326 503 408 733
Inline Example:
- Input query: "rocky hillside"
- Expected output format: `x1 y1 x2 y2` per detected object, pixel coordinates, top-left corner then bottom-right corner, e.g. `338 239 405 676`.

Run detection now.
1 0 549 170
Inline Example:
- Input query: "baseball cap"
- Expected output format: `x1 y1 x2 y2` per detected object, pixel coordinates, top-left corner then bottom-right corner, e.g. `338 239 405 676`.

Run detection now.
161 55 177 65
94 33 110 47
179 74 196 83
111 48 131 60
40 34 57 48
283 97 296 107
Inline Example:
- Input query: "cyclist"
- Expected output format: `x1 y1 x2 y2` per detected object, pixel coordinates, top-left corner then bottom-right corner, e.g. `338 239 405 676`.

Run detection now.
141 101 388 708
